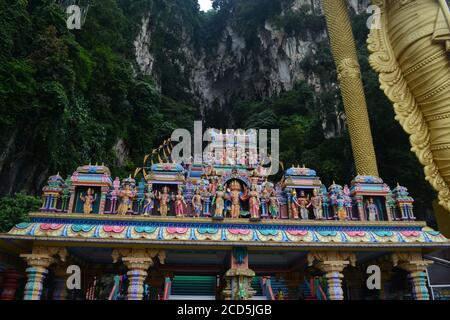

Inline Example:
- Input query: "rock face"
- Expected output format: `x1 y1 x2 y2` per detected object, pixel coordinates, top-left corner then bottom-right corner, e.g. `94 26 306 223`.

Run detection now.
132 0 369 123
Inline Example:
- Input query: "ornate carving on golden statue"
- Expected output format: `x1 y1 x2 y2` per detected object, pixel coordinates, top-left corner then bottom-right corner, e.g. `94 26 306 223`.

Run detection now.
322 0 379 177
368 0 450 211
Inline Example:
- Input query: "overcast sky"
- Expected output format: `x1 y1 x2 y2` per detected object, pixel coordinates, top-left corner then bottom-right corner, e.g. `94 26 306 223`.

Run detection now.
198 0 213 11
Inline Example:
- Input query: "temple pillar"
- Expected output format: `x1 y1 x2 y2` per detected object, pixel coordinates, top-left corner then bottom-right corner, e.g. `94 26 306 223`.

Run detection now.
20 246 67 300
392 253 433 300
0 269 24 300
222 247 255 300
307 251 356 300
112 248 166 301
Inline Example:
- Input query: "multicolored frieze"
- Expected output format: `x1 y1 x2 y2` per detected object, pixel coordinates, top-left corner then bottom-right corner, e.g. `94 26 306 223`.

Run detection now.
7 215 448 247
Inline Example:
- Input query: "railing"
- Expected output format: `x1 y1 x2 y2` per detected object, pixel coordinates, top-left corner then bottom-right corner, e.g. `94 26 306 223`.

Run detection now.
260 277 275 300
425 256 450 300
303 277 327 300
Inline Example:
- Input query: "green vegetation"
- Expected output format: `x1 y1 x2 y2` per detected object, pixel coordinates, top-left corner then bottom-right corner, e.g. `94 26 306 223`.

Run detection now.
0 193 40 232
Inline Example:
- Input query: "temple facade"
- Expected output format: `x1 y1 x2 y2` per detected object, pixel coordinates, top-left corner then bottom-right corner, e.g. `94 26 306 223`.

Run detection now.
0 133 449 300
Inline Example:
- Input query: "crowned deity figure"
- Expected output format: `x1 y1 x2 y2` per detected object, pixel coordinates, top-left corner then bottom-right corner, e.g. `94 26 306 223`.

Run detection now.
191 189 203 218
366 198 379 221
229 180 245 219
336 192 347 221
308 189 323 220
343 185 353 220
142 187 155 216
80 188 97 214
290 190 300 219
298 191 310 220
212 186 225 219
248 184 261 220
174 189 187 217
157 186 171 216
268 191 280 219
117 184 136 215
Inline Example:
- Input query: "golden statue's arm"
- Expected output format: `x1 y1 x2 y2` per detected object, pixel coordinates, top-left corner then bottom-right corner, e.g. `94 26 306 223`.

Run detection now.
322 0 379 177
367 0 450 211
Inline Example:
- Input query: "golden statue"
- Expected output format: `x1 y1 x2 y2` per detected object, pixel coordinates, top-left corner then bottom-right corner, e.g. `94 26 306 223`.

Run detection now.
80 188 97 214
117 184 136 215
229 180 244 218
157 186 171 216
367 0 450 211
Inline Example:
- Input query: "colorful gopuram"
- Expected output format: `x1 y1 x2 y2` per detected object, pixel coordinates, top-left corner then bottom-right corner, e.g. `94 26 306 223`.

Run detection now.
0 130 448 300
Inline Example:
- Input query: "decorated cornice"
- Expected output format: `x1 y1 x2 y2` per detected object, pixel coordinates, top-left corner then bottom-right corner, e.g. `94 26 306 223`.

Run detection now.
4 214 449 248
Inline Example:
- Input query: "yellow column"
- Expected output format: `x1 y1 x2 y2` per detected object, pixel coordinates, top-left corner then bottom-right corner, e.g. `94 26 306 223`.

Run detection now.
322 0 379 176
308 251 356 300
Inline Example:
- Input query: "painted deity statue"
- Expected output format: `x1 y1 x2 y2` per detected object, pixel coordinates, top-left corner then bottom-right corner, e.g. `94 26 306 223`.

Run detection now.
157 187 171 216
80 188 97 214
174 189 187 217
191 189 203 218
268 191 280 219
208 176 218 194
248 184 261 219
308 189 323 220
343 185 353 220
201 188 212 217
336 192 347 221
366 198 379 221
229 181 245 218
212 186 225 219
142 187 155 216
298 191 310 220
290 190 300 219
260 187 269 218
117 184 136 215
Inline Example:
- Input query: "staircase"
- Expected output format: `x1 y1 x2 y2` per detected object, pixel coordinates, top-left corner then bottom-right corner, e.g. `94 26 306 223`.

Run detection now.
169 275 217 300
299 277 328 300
